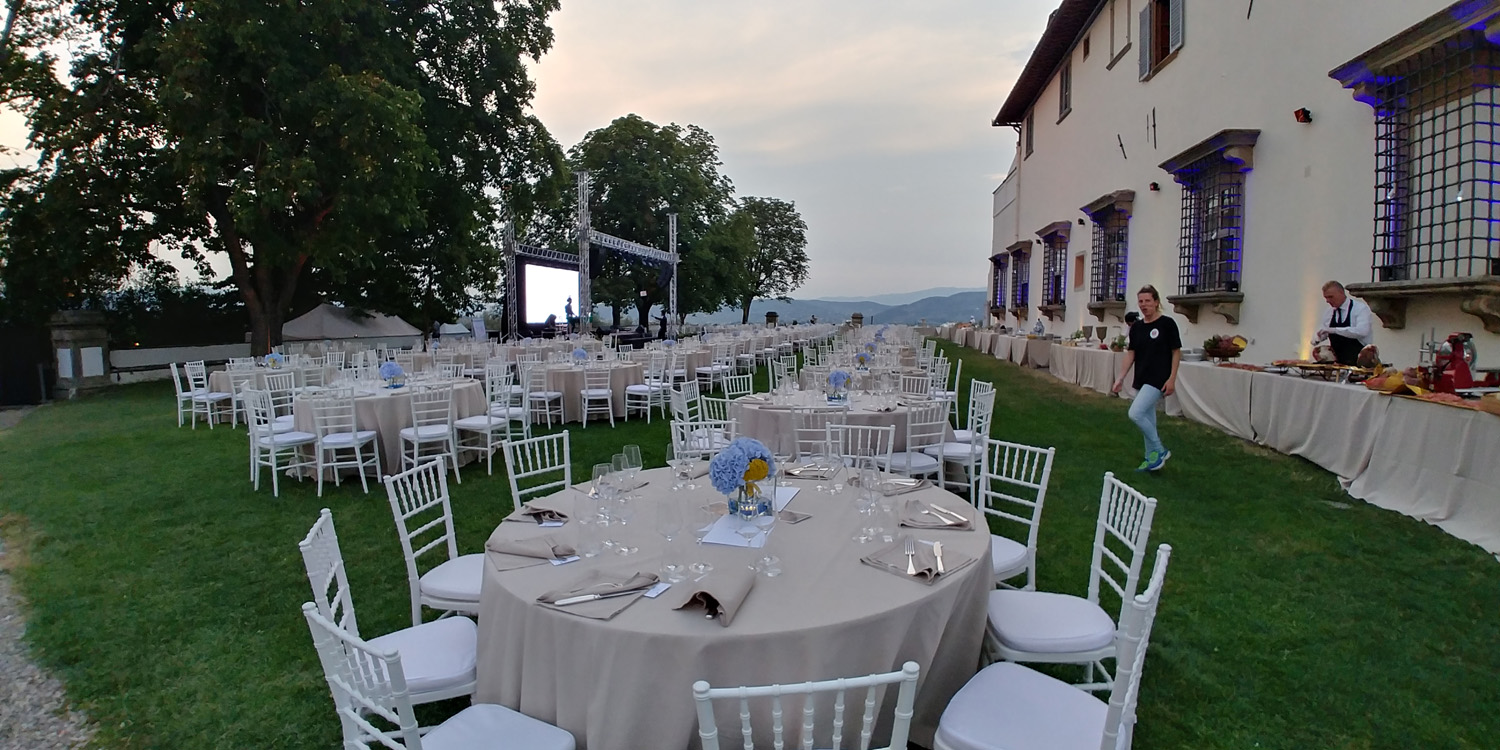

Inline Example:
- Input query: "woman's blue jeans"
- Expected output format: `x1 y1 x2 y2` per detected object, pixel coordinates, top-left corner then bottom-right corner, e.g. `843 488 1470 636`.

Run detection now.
1128 385 1166 458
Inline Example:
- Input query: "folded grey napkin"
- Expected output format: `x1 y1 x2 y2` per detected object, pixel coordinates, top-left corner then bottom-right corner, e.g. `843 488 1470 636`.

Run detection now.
507 495 572 524
484 529 576 571
899 498 973 530
537 571 659 620
688 460 711 479
670 566 756 627
860 537 976 585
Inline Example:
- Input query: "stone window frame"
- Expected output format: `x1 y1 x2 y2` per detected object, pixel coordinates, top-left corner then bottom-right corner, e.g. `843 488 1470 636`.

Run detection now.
1158 128 1259 325
1083 190 1135 322
1036 221 1072 321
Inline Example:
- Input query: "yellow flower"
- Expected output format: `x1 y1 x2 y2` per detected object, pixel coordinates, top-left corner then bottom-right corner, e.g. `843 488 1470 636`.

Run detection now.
742 458 769 495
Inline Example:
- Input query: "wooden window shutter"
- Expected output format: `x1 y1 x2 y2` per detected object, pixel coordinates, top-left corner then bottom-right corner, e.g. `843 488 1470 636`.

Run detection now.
1168 0 1184 54
1138 5 1152 80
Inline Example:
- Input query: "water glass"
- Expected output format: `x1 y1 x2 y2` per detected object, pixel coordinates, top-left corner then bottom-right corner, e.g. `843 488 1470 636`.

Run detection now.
623 444 643 482
655 498 687 582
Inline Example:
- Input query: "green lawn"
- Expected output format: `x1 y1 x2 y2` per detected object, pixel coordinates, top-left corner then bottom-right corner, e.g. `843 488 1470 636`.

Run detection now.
1 340 1496 749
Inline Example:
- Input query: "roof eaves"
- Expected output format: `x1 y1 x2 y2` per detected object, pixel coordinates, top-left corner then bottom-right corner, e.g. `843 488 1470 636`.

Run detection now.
992 0 1108 126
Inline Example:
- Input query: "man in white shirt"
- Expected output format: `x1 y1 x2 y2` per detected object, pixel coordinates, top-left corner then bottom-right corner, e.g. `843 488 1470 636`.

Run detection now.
1313 280 1375 365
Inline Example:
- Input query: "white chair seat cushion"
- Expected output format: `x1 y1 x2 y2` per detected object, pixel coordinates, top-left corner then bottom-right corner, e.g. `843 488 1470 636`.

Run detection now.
367 616 477 694
625 383 663 394
529 391 564 400
420 553 485 603
319 430 376 446
193 391 233 401
935 662 1105 750
255 430 316 446
454 415 505 431
581 388 612 398
421 703 575 750
885 451 939 473
400 424 452 440
922 442 981 460
991 535 1029 578
488 405 528 420
987 590 1116 654
273 414 296 424
952 429 975 443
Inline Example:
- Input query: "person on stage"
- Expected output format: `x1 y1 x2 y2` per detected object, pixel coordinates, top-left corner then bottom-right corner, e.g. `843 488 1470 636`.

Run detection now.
1112 285 1180 472
1312 281 1374 366
564 297 576 333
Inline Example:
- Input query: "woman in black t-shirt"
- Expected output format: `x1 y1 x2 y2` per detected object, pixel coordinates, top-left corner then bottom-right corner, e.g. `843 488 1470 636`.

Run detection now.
1112 285 1181 471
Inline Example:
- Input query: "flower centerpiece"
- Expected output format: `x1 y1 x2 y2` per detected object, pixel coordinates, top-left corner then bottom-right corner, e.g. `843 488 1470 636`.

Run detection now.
1109 334 1127 352
379 361 406 388
826 369 852 403
264 352 285 369
663 339 677 348
572 347 589 362
709 437 777 517
854 351 872 370
864 342 877 354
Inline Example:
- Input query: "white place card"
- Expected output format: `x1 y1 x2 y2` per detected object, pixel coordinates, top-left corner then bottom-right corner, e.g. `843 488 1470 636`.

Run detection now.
643 582 671 598
549 556 580 566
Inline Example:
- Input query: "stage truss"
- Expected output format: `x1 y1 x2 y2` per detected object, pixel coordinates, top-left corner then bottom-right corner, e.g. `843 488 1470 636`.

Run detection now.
503 171 679 339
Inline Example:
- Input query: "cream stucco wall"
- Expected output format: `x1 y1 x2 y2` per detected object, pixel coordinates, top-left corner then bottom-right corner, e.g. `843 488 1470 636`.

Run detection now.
991 0 1500 364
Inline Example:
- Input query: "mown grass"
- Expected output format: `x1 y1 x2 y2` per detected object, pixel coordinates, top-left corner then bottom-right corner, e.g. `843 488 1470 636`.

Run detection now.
0 341 1496 749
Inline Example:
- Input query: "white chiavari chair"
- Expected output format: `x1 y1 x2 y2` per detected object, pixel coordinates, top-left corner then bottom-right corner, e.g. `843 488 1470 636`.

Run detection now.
399 384 460 483
977 439 1056 590
245 388 315 496
309 388 381 496
579 364 615 428
693 662 920 750
383 457 482 626
502 432 573 509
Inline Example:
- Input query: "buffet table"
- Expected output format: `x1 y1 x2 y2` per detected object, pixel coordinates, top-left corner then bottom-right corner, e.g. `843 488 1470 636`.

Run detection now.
1008 336 1029 366
474 467 992 750
991 334 1011 361
1173 362 1256 441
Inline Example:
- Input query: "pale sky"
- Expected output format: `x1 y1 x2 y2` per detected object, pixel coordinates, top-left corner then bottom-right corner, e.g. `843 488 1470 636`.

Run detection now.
0 1 1054 301
532 1 1050 299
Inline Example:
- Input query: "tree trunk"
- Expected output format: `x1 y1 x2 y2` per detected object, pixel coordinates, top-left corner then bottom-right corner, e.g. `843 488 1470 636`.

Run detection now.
611 304 622 329
740 296 753 325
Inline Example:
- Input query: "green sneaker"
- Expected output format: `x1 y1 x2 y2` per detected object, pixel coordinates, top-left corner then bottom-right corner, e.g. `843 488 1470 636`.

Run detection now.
1137 450 1166 472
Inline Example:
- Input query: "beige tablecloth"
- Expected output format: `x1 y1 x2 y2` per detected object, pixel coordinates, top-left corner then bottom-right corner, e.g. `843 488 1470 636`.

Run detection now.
971 332 995 353
1008 337 1029 366
1076 347 1126 395
1346 397 1500 553
474 467 992 750
1048 344 1078 384
1025 338 1052 369
1250 373 1389 481
1173 362 1256 441
540 363 644 423
730 393 956 455
991 335 1011 361
292 379 486 472
208 365 337 393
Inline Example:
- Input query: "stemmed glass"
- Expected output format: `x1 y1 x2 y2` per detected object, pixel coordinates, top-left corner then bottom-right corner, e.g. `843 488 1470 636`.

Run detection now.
655 497 687 583
623 444 643 486
688 503 716 577
592 463 620 552
751 503 780 576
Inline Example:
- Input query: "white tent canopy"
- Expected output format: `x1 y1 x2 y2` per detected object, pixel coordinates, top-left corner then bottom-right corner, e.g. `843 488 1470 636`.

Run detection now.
281 303 421 341
437 323 471 336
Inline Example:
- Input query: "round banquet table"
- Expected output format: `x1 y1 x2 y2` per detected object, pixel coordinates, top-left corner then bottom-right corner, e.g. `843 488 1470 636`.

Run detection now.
207 364 337 393
474 467 992 750
729 391 955 455
538 362 643 423
290 378 486 474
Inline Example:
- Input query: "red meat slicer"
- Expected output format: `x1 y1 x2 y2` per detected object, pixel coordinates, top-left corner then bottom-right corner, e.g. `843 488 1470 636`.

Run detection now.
1423 332 1499 393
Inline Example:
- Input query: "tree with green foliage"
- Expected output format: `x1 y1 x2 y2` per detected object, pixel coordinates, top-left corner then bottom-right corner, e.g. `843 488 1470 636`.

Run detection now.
567 114 740 326
0 0 564 352
732 196 810 324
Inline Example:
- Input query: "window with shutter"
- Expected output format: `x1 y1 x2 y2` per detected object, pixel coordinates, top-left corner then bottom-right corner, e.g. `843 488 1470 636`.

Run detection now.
1137 5 1151 80
1025 110 1034 157
1059 61 1072 120
1140 0 1180 80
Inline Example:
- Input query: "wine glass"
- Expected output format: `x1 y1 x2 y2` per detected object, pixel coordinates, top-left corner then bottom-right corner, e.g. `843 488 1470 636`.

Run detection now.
750 504 780 576
623 444 643 484
688 501 716 578
612 453 630 488
655 497 686 582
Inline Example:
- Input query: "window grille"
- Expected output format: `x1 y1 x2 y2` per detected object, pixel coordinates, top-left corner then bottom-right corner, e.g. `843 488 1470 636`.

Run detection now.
1175 154 1244 295
990 256 1008 309
1010 249 1030 309
1091 207 1129 303
1041 233 1069 305
1366 29 1500 281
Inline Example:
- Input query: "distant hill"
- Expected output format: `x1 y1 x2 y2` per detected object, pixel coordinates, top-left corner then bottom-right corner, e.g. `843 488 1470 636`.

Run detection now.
685 290 987 326
818 287 984 306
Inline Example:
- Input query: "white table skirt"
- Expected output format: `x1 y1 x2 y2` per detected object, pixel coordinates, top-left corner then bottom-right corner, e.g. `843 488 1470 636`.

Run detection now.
1174 362 1256 441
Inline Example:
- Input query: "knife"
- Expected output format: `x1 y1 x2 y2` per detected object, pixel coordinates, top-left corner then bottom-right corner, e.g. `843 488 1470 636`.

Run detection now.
933 542 946 575
554 589 649 606
926 502 966 523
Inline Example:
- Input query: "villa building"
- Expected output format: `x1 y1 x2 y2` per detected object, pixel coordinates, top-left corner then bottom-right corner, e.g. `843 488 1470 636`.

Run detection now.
989 0 1500 361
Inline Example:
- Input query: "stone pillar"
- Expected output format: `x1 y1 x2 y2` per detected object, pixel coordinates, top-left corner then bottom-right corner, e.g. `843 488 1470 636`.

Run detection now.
850 312 864 327
50 310 111 399
765 311 779 327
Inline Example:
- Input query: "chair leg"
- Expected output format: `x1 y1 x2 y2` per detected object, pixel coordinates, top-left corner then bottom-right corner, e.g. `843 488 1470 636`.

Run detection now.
316 448 325 498
356 443 371 494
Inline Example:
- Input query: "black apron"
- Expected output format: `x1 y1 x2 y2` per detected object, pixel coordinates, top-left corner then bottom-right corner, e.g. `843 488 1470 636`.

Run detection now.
1328 302 1362 366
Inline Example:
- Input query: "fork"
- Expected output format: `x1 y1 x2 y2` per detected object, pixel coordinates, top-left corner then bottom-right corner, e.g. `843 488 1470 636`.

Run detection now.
904 536 917 576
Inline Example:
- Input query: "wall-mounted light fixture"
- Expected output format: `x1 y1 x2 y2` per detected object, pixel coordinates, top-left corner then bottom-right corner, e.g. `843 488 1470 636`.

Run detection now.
1293 108 1313 123
1077 218 1086 225
1148 182 1160 192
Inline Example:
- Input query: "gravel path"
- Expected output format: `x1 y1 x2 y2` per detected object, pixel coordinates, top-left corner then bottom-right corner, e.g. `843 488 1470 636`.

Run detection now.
1 405 97 750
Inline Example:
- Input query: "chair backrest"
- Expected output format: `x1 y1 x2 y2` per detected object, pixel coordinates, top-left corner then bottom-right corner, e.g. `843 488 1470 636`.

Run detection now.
1101 545 1172 750
965 388 996 441
643 353 667 383
693 662 921 750
770 359 791 390
670 419 739 461
184 360 210 392
700 394 731 422
502 433 573 506
828 423 896 468
583 366 611 392
409 384 454 429
228 357 257 371
170 362 188 398
437 362 465 379
483 363 513 408
903 400 948 451
302 603 426 750
671 380 702 422
382 457 459 581
243 388 279 438
1088 473 1159 618
792 405 848 460
325 350 346 369
308 390 360 439
299 508 360 637
979 439 1056 569
723 373 754 399
899 374 931 397
264 370 298 417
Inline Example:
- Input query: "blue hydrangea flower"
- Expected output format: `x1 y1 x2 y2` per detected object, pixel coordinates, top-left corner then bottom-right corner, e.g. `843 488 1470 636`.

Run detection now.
828 369 851 389
855 352 871 367
708 437 775 495
264 352 285 368
573 348 588 360
379 361 404 380
664 339 677 348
